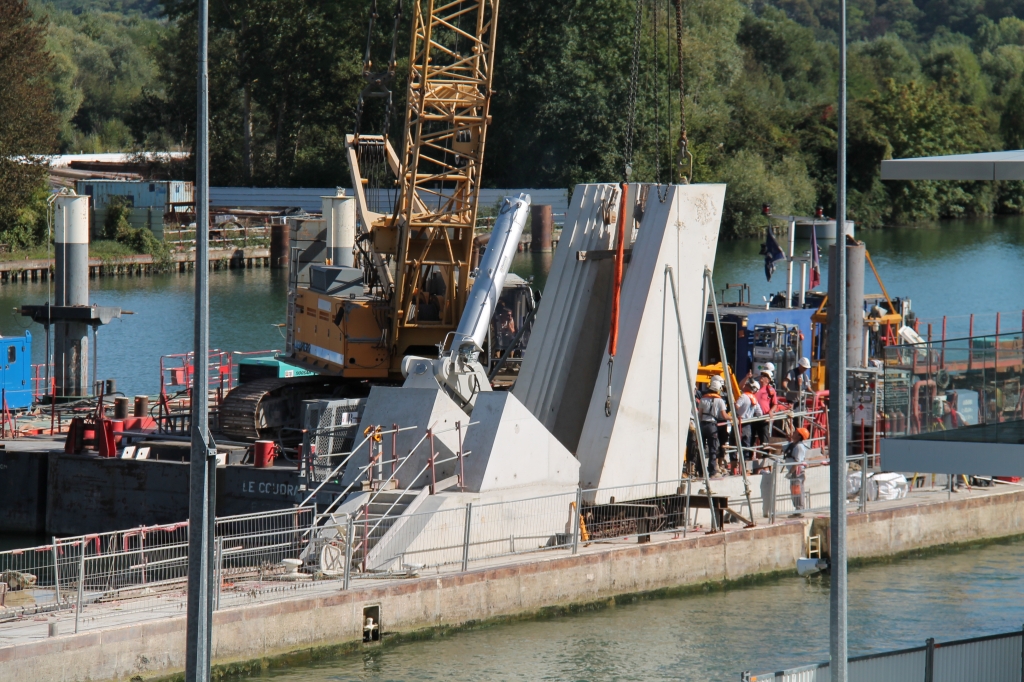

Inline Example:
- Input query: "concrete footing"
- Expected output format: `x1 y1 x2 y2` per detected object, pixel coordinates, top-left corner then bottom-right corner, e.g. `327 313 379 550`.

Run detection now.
5 487 1024 681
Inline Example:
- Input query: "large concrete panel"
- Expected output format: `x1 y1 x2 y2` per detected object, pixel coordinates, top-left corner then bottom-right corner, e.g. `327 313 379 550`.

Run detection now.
513 184 625 453
576 184 726 496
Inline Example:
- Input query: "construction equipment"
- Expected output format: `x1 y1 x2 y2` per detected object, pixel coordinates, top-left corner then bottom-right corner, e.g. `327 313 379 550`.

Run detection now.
221 0 506 440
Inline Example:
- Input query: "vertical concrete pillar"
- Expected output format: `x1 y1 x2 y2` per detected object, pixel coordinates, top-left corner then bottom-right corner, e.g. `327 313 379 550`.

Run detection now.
530 204 553 253
322 190 355 267
270 223 289 269
54 195 90 397
828 241 866 369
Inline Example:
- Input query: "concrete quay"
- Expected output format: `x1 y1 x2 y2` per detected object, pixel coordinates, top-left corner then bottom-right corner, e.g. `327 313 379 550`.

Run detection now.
4 483 1024 682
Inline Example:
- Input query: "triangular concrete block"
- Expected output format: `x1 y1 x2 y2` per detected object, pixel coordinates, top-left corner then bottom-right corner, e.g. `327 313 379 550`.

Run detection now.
462 391 580 493
338 387 468 490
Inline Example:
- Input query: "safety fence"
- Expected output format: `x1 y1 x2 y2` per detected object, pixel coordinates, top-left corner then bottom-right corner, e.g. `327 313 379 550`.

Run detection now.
882 331 1024 438
743 626 1024 682
0 458 908 638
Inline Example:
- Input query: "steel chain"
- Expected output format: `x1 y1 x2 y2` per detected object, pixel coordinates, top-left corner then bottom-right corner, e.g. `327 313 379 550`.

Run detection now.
673 0 691 182
623 0 644 181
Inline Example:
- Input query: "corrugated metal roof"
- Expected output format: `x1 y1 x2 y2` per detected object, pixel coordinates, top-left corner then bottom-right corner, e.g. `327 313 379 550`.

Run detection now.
880 150 1024 181
208 187 570 214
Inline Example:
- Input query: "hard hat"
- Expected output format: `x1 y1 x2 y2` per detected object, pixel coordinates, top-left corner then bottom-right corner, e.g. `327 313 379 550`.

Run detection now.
764 362 776 373
761 369 775 381
796 427 810 441
799 357 811 369
748 379 761 392
709 376 725 392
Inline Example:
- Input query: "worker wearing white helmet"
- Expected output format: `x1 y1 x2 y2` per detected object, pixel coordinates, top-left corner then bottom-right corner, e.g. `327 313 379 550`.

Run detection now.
697 375 730 479
784 357 812 405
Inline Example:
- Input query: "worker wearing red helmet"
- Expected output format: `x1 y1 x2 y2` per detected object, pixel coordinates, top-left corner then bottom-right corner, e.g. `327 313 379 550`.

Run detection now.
783 426 811 516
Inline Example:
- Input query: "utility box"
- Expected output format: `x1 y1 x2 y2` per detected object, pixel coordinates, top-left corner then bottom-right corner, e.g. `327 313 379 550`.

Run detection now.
76 180 194 239
0 332 33 409
309 265 363 297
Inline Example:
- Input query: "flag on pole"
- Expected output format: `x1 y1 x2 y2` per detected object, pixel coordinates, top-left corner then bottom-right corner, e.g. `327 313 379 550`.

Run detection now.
809 223 821 289
759 226 786 281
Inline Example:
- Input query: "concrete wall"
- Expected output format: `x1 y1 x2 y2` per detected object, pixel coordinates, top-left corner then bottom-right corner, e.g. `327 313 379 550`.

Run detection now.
0 522 805 682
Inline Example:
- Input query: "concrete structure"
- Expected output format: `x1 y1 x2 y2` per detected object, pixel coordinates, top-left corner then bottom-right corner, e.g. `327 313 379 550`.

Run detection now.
575 185 725 495
321 190 356 267
514 184 625 453
880 150 1024 181
829 240 866 369
8 484 1024 681
54 195 90 397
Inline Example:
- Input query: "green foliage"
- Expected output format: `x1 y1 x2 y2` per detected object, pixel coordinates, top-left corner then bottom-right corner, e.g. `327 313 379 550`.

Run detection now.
102 196 168 260
41 5 164 152
31 0 1024 236
0 0 58 249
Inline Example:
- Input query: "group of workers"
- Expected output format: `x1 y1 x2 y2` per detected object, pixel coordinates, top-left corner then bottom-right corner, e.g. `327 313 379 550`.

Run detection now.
690 356 814 514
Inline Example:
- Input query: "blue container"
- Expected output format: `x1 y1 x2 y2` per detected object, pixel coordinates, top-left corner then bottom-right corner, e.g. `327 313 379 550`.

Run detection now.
0 332 33 409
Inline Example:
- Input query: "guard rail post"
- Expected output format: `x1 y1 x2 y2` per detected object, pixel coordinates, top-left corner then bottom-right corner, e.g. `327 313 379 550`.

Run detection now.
75 546 85 633
924 637 935 682
860 454 868 513
572 488 582 555
343 515 354 590
214 537 223 611
770 462 779 524
461 503 472 572
52 537 61 605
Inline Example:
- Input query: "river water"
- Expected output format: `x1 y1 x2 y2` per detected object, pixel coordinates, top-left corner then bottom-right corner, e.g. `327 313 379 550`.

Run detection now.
253 538 1024 682
0 216 1019 397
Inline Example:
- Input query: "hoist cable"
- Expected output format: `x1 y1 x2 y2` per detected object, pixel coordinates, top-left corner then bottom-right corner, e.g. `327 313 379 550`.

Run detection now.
623 0 644 181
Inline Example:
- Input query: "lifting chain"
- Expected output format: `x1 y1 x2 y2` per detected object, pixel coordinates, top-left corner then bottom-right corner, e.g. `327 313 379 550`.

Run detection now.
623 0 644 182
353 0 403 141
673 0 693 183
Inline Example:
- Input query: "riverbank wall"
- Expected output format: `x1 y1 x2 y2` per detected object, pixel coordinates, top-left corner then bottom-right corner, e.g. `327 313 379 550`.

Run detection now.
5 486 1024 682
0 247 271 283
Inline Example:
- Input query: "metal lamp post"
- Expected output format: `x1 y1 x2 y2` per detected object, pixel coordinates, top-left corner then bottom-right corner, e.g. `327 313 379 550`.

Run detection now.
828 0 849 680
185 0 215 678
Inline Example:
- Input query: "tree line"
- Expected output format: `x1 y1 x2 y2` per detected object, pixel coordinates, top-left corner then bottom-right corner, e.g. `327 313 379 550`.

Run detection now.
2 0 1024 246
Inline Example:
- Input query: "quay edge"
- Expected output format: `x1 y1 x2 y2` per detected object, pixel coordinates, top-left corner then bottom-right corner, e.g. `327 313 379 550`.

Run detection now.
5 487 1024 682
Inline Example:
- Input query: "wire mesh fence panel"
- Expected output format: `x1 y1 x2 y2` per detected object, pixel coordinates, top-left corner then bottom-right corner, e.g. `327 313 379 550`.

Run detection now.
359 505 469 573
215 508 318 606
0 541 68 620
581 481 691 540
468 493 578 562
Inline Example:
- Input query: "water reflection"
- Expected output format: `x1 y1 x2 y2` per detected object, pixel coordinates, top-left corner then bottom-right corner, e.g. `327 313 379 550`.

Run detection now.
257 539 1024 682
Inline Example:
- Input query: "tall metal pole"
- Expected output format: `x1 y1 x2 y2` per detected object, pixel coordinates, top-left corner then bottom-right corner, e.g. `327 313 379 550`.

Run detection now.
185 0 215 677
828 0 849 679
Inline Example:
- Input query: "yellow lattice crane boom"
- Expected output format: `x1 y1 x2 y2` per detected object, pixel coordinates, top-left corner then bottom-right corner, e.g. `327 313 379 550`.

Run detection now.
348 0 499 367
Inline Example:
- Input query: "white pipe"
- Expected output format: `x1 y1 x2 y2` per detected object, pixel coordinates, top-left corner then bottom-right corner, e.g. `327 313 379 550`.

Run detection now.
322 189 356 267
785 220 795 308
800 260 807 307
453 194 530 351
